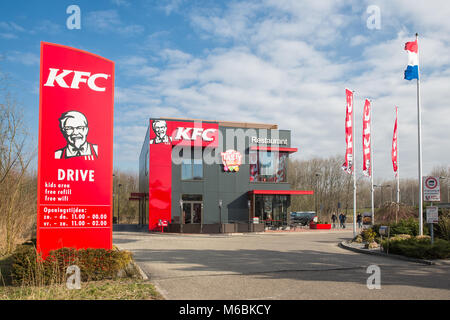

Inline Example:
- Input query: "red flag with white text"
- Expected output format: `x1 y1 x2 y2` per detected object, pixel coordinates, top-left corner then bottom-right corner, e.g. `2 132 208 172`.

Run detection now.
392 107 398 176
342 89 354 174
362 99 371 177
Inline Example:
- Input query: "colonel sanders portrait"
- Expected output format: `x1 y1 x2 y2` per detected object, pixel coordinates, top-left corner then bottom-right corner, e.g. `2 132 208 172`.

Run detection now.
55 111 98 159
150 119 172 144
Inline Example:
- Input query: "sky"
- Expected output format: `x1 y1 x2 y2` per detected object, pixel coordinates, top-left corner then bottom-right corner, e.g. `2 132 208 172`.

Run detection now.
1 0 449 182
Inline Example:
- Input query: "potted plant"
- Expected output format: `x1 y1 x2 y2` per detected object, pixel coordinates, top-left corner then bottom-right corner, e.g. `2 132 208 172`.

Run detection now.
310 217 332 230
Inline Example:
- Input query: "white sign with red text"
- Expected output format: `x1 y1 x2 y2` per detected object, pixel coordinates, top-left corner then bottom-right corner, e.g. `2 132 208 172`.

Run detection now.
423 176 440 202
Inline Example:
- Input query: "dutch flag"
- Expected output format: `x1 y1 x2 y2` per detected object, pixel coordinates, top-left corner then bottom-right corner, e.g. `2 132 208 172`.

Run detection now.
404 39 419 80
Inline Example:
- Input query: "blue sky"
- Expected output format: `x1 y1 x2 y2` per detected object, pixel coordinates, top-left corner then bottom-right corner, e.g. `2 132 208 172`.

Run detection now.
1 0 449 181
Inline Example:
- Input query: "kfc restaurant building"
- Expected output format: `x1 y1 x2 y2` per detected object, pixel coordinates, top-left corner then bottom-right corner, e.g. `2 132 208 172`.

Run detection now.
138 118 313 233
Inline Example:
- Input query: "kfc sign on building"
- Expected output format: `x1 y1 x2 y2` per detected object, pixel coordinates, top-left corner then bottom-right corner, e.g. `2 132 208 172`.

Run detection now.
174 127 217 142
37 42 114 258
149 119 219 147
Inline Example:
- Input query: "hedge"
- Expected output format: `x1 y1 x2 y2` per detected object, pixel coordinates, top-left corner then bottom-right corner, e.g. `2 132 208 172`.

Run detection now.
11 245 134 286
373 218 429 237
382 237 450 260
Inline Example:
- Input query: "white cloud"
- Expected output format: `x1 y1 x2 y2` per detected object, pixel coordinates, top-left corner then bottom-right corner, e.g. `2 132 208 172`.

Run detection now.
32 19 62 35
5 51 39 66
160 0 186 15
0 33 17 39
350 35 369 46
112 0 450 178
111 0 131 7
85 10 144 36
0 21 26 39
0 21 25 32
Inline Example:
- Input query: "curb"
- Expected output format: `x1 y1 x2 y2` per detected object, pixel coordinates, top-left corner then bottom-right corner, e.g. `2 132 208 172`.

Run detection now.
339 241 436 265
131 261 170 300
131 260 149 280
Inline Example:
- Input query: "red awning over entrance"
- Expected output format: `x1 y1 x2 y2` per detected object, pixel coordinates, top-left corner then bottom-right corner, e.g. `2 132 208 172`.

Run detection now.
249 146 298 153
248 190 314 195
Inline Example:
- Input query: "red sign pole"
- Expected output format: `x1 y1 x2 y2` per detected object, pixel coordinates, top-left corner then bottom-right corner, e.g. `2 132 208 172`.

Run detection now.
37 42 114 258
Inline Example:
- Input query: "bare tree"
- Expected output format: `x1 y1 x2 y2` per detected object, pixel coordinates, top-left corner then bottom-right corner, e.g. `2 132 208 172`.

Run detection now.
113 169 139 224
0 71 36 255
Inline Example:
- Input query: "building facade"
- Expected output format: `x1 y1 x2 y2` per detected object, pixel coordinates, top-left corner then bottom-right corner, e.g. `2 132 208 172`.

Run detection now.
138 118 312 232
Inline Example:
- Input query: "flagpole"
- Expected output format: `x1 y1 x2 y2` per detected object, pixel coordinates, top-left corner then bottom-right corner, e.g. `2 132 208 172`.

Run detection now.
416 33 424 236
353 91 357 238
396 106 400 223
370 100 375 226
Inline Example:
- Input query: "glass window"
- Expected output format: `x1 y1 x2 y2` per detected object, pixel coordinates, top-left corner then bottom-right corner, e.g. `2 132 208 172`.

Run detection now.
182 194 203 201
181 149 203 180
250 151 288 183
181 158 193 180
260 152 276 176
192 158 203 180
254 195 290 227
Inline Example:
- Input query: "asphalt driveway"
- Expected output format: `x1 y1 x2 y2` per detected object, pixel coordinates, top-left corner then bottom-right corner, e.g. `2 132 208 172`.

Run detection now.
113 230 450 300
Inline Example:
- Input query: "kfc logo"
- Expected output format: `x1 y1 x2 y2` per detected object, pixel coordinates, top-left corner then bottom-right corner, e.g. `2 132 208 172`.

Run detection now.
44 68 110 92
55 110 98 160
150 120 172 145
174 127 216 142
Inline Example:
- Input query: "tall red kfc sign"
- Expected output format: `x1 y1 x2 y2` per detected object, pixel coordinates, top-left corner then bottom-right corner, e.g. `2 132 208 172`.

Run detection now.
37 42 114 257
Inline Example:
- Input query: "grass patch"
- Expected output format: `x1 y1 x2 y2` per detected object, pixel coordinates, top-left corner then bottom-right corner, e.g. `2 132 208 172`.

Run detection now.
1 242 164 300
0 279 163 300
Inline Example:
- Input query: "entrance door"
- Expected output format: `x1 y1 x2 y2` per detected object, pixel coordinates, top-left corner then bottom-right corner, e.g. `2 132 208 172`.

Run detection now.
183 201 202 224
253 195 290 228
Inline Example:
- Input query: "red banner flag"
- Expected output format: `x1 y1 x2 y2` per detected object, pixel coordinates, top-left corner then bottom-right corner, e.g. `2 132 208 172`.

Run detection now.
362 99 371 177
342 89 354 174
37 42 114 258
392 107 398 176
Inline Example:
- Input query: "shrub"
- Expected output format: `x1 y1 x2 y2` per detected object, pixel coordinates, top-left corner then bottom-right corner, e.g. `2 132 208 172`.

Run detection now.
10 244 44 286
361 228 376 243
390 234 412 241
382 237 450 260
373 218 429 237
10 245 133 286
415 235 431 240
371 224 381 235
434 213 450 241
389 218 427 236
352 235 363 243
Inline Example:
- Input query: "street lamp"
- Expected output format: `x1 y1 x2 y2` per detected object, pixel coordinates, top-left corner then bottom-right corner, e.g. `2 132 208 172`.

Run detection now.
179 199 184 233
315 172 321 218
218 199 223 233
112 174 115 224
117 183 122 224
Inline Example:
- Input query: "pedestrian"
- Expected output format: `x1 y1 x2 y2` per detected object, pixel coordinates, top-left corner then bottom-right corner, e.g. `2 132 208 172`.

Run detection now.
357 213 362 229
332 213 337 228
338 213 343 228
342 214 347 228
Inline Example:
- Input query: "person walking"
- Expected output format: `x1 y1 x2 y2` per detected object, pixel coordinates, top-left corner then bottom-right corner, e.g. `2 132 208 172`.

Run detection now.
332 213 337 228
357 213 362 229
338 213 343 228
342 213 347 228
